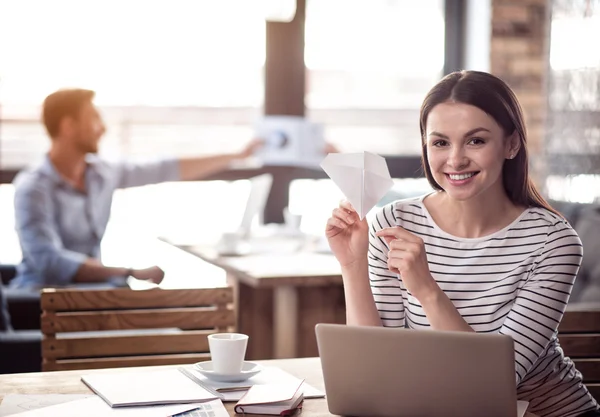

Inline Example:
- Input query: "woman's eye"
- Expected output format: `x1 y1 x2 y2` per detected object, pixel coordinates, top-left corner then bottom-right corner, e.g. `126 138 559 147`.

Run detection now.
468 137 485 145
432 140 448 147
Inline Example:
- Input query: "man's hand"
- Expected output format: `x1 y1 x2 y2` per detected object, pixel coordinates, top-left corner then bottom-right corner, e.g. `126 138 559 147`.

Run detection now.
237 138 264 159
323 142 340 154
131 266 165 284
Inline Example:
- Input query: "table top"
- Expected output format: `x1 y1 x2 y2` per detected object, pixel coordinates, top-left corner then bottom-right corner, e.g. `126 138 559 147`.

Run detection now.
0 357 538 417
175 243 343 288
0 358 331 417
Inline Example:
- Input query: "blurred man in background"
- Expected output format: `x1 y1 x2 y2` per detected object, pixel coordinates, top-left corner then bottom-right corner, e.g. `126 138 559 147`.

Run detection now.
11 88 261 289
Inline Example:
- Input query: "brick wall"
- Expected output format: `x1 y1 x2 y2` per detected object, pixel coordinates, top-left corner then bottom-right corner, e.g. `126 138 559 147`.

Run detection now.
490 0 550 182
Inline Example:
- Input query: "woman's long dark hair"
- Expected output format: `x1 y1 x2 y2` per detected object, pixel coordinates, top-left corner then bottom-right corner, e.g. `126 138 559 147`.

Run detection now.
419 70 559 216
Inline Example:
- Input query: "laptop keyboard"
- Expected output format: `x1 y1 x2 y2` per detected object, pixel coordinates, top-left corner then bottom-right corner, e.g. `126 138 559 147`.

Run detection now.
173 403 216 417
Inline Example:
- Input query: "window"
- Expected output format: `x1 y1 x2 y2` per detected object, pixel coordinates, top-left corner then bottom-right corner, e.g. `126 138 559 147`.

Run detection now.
289 177 432 236
290 0 443 221
545 0 600 202
304 0 445 155
0 0 266 169
0 1 268 269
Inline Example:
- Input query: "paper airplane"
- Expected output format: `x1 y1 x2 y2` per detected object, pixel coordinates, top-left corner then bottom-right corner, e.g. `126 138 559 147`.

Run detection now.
320 151 394 219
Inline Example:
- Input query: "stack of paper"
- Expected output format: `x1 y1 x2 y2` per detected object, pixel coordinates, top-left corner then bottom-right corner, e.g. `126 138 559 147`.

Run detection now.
81 369 218 407
180 365 325 402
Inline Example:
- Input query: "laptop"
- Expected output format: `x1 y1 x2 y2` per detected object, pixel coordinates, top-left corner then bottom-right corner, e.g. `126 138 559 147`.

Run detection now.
237 173 273 239
214 173 300 255
315 323 518 417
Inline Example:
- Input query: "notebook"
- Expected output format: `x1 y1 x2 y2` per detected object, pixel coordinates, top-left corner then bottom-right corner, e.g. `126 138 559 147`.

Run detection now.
233 382 304 416
81 369 218 407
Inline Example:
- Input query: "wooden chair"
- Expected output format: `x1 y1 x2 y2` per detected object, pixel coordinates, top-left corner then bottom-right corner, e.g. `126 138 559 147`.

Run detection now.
558 305 600 400
40 287 235 371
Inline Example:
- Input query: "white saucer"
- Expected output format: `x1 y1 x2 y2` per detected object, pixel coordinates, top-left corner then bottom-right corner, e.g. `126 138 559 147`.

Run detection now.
194 361 262 382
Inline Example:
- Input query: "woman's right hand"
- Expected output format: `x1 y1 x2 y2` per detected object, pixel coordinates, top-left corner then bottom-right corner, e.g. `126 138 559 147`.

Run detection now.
325 201 369 268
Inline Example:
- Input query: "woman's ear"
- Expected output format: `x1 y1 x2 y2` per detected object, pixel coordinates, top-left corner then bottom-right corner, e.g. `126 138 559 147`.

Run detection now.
505 132 521 160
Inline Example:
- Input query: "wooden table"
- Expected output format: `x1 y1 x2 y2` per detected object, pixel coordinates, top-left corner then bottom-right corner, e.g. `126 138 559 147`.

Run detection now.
174 242 346 360
0 357 539 417
0 358 330 417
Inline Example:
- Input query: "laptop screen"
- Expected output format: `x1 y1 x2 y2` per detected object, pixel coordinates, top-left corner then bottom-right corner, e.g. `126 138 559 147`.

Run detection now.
238 174 273 238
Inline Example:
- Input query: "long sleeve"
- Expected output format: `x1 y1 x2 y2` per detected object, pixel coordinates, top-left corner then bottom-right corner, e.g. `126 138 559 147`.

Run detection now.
368 204 405 328
14 182 87 286
499 221 582 384
113 157 180 189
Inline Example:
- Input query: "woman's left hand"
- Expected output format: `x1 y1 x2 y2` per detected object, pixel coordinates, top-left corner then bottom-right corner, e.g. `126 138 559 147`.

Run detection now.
375 226 438 300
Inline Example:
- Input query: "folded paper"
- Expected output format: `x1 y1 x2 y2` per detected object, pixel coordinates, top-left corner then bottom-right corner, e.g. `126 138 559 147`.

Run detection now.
320 151 394 219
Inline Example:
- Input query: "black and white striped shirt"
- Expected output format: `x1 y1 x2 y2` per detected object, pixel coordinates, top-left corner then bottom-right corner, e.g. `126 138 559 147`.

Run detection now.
368 195 598 417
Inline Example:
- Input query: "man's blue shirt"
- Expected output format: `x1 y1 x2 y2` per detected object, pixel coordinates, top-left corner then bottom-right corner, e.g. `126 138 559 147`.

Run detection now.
10 154 179 289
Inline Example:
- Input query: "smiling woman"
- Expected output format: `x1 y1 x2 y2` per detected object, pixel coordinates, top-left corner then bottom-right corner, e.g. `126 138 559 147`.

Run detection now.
419 71 558 219
424 104 514 206
417 71 561 239
325 70 600 417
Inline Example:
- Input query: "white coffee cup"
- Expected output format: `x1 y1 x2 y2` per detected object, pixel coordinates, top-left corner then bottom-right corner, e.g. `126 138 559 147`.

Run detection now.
217 232 241 254
283 207 302 234
208 333 249 374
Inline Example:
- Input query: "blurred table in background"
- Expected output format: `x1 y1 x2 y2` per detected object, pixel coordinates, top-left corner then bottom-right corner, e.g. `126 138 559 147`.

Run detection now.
164 237 346 360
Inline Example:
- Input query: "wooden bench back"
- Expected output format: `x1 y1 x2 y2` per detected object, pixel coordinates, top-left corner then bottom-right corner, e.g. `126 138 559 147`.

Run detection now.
558 306 600 400
40 287 235 371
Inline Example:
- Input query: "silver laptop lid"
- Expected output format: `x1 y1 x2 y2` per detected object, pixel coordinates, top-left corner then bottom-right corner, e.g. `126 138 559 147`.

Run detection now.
315 323 517 417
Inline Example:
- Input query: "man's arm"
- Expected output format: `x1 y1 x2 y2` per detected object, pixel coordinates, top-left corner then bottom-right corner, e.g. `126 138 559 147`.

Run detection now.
116 139 263 188
178 139 262 181
14 179 161 286
73 260 163 284
72 259 129 283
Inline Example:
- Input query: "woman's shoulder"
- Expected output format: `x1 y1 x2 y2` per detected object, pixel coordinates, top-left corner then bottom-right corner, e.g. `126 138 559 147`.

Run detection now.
523 206 574 229
522 206 582 245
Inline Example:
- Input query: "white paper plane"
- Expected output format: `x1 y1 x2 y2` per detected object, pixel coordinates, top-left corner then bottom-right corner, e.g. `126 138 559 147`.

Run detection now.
320 151 394 219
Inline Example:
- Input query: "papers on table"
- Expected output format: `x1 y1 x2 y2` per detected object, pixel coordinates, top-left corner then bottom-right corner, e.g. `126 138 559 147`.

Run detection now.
0 394 93 416
0 366 322 417
180 366 325 402
320 151 394 219
81 369 218 407
0 396 218 417
0 382 529 417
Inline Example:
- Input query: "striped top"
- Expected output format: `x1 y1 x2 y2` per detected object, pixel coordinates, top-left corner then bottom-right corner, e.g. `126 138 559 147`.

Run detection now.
368 195 598 417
